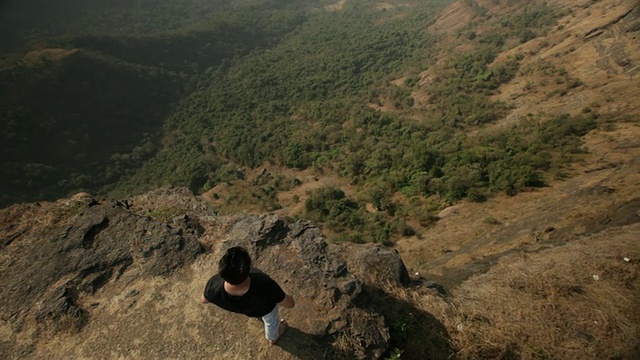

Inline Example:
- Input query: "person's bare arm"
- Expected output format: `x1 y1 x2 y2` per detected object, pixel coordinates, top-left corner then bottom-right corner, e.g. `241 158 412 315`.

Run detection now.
201 295 209 304
278 293 295 308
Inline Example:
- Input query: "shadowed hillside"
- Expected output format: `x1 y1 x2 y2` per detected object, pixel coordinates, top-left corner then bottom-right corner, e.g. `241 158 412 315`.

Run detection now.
0 0 308 206
0 48 181 206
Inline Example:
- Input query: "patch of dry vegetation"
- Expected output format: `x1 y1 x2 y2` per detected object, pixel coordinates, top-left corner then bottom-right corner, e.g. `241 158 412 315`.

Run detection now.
391 224 640 359
324 0 349 12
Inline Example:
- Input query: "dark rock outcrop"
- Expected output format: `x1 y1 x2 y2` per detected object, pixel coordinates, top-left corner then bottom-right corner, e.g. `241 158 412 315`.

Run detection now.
339 243 411 286
0 193 203 333
221 215 390 359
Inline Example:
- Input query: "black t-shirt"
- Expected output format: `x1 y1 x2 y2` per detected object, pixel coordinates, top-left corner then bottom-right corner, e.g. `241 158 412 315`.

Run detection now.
203 269 286 318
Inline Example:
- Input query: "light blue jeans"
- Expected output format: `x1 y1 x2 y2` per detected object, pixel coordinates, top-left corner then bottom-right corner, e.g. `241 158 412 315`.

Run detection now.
261 305 280 341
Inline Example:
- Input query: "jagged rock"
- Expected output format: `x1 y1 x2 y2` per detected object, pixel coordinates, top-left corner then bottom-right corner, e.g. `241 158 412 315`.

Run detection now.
0 195 203 335
224 214 290 255
35 281 88 332
220 215 389 358
169 214 206 237
339 243 411 286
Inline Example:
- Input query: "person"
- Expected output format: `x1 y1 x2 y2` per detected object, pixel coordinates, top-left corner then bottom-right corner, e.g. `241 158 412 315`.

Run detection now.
201 246 295 344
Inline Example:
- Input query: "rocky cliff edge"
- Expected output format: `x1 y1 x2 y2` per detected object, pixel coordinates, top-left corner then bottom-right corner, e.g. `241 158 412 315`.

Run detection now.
0 187 449 359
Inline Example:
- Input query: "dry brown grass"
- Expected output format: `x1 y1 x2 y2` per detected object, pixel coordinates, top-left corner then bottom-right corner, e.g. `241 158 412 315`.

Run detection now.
0 192 96 248
21 48 78 67
391 224 640 359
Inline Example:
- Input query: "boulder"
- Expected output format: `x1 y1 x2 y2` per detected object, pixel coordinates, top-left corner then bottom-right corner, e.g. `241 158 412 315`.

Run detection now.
221 216 390 359
339 243 411 286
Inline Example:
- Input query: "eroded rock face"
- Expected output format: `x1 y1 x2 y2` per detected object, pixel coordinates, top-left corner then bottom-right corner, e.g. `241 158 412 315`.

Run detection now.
222 215 390 358
0 195 203 333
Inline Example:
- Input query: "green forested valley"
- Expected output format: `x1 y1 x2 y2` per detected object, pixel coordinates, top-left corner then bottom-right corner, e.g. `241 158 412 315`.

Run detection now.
0 0 610 243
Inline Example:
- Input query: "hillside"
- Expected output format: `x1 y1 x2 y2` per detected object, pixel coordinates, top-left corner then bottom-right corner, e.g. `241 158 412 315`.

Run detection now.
196 0 640 245
0 0 309 207
0 48 182 205
0 155 638 359
393 0 640 281
1 0 640 358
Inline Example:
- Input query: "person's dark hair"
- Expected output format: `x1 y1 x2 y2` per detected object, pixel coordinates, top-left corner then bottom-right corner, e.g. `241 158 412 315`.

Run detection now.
218 246 251 285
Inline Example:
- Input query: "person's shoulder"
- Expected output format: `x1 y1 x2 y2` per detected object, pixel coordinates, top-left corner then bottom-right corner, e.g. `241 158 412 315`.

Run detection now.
249 271 284 298
204 274 225 303
209 273 223 281
206 274 224 289
249 270 276 283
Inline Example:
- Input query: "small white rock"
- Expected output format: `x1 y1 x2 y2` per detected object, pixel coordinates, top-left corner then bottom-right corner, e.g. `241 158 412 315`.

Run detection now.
414 272 420 276
592 275 600 281
623 257 631 262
